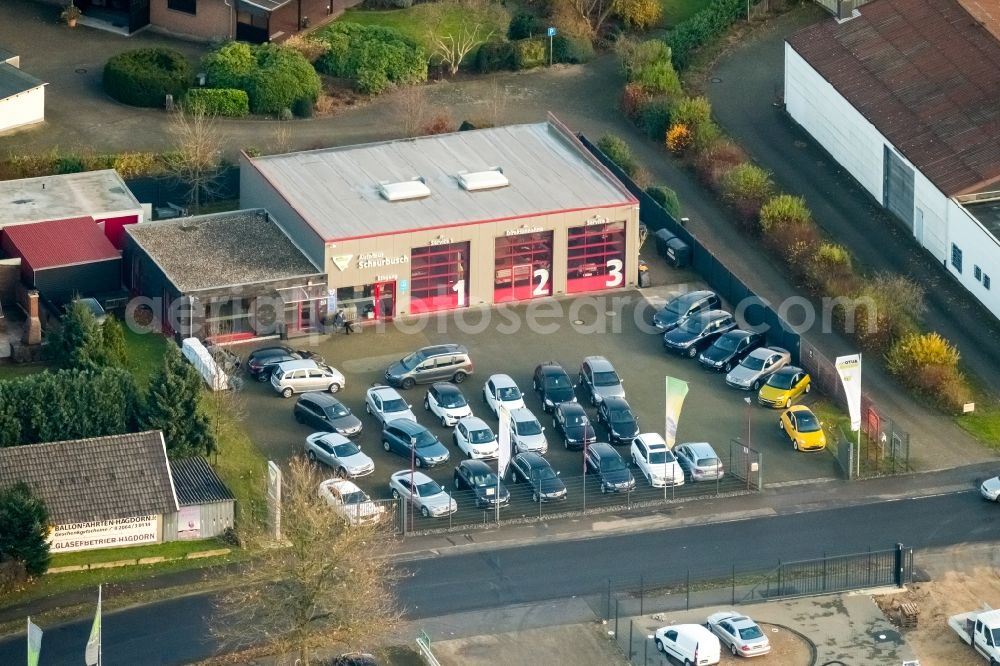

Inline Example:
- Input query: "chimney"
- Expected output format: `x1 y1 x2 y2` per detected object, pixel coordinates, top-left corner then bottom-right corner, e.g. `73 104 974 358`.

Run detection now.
23 290 41 345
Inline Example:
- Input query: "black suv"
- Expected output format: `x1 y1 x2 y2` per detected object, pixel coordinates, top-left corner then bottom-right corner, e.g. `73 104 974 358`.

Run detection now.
453 459 510 508
652 290 720 332
247 345 324 381
596 396 639 445
509 452 567 502
662 310 737 358
552 402 597 450
532 362 576 413
584 442 636 493
293 393 363 437
698 329 765 372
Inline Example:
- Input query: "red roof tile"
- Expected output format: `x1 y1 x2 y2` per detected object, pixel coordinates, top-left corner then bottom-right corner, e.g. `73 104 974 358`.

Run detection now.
3 216 120 270
787 0 1000 196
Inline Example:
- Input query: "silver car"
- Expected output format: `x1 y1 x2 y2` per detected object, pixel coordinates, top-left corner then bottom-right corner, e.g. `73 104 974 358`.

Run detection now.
509 407 548 454
578 356 625 405
707 611 771 657
674 442 725 482
365 386 417 425
725 347 790 391
271 359 346 397
304 432 374 478
981 476 1000 501
319 479 385 526
389 470 458 518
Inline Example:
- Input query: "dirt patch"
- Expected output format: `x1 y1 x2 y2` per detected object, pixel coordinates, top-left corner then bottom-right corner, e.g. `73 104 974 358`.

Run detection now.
316 76 368 116
874 567 1000 666
431 623 629 666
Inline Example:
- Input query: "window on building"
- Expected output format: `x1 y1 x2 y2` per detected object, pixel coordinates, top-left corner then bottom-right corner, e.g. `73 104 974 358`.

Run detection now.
985 274 992 291
975 265 983 282
168 0 197 14
951 243 963 273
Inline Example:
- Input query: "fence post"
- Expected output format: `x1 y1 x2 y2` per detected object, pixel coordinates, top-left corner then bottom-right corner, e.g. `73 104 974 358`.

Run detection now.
731 564 736 605
615 599 619 639
822 552 827 592
894 543 905 587
607 578 611 620
629 620 635 660
583 472 586 513
640 575 644 616
777 560 782 597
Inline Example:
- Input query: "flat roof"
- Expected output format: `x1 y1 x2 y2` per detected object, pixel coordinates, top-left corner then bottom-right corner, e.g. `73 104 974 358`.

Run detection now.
964 198 1000 240
245 118 636 242
787 0 1000 196
0 61 44 100
0 169 141 226
126 209 323 292
3 216 120 269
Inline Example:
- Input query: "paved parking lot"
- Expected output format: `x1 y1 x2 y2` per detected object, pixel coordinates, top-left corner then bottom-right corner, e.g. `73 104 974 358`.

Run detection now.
229 278 840 527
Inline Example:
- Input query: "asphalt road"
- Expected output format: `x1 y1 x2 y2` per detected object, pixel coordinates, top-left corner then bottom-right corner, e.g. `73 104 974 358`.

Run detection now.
3 490 996 665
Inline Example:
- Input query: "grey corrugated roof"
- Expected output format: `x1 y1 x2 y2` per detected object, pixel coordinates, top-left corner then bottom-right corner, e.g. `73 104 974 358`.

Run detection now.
0 169 141 227
126 208 324 292
0 61 43 100
0 431 179 524
246 119 636 241
169 457 235 506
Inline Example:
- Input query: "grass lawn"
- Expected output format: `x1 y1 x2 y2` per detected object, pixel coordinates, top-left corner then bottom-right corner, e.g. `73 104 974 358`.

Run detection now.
50 538 225 568
659 0 703 27
0 361 53 380
203 391 269 526
123 327 168 388
957 407 1000 449
339 5 508 59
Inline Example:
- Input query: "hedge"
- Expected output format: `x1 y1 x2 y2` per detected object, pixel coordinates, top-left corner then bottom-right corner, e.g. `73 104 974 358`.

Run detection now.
508 12 543 40
201 42 320 115
477 40 516 73
513 38 546 70
665 0 745 70
315 23 427 95
183 88 250 117
103 48 192 108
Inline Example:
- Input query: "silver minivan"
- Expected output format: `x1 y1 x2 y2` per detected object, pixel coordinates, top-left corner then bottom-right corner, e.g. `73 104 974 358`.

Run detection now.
271 359 346 398
384 344 473 390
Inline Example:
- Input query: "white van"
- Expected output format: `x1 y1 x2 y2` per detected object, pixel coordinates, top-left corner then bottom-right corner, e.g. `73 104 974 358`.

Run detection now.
654 624 721 665
270 359 346 398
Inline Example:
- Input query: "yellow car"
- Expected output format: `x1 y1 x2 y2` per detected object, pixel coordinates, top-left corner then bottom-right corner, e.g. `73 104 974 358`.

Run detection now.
780 405 826 451
757 366 811 409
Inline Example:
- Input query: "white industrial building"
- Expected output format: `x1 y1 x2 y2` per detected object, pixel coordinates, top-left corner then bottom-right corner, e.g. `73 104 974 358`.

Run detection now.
784 0 1000 320
0 48 45 134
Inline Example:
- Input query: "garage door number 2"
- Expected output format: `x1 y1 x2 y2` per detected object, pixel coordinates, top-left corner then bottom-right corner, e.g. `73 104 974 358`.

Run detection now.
605 259 624 287
533 268 550 296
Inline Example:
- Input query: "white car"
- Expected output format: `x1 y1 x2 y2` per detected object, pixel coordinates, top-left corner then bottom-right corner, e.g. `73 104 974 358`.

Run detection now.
655 624 721 665
706 611 771 658
304 432 375 479
631 433 684 487
482 374 526 418
509 407 548 454
981 476 1000 501
453 416 500 459
423 382 473 427
389 470 458 518
318 479 385 526
365 386 417 426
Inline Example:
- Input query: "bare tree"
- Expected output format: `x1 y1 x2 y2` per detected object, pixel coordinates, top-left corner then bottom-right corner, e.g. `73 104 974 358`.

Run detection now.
212 457 399 665
167 106 224 214
390 84 430 138
566 0 615 36
427 0 504 76
484 76 509 127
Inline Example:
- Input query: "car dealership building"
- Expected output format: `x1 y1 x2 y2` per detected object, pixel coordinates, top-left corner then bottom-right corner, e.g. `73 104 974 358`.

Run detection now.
240 117 639 322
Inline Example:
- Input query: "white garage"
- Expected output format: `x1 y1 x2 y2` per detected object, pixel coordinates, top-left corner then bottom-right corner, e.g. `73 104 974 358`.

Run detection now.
784 0 1000 321
0 51 45 134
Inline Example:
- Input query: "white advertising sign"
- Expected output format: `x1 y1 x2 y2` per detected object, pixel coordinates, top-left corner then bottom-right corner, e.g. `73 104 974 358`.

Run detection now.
49 515 161 553
835 353 863 431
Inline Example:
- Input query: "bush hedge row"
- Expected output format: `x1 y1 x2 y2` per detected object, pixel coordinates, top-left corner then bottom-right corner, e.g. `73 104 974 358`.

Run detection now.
476 35 590 73
665 0 744 70
314 23 427 95
103 48 192 108
183 88 249 117
203 42 320 115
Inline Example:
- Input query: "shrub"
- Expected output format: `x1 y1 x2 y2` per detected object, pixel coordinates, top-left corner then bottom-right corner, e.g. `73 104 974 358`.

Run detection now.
512 38 547 70
282 34 331 64
671 96 712 132
477 40 516 72
202 42 320 114
762 220 821 278
886 332 971 413
508 12 543 39
847 273 925 353
315 23 427 95
666 0 744 70
422 112 456 135
758 194 810 233
720 163 774 222
806 242 856 296
112 152 162 178
54 155 85 174
597 134 636 173
646 185 681 217
635 97 673 139
666 123 692 155
202 42 255 90
621 40 681 97
552 35 594 63
103 48 192 108
692 138 746 187
621 83 652 119
183 88 250 117
614 0 663 30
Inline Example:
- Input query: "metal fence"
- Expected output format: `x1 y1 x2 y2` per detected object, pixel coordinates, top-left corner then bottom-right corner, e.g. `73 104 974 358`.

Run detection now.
836 412 911 480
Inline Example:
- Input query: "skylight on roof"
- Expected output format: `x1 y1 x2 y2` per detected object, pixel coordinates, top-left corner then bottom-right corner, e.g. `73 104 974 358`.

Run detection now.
378 178 431 202
458 168 509 192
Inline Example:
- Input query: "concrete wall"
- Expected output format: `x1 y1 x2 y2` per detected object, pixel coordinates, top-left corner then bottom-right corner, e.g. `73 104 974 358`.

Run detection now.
162 501 234 541
946 200 1000 320
0 86 44 134
149 0 232 42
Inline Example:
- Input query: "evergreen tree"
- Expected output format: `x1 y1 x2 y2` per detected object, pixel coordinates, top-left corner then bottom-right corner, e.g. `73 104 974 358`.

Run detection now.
100 315 129 369
0 381 21 447
0 483 51 576
51 300 107 371
143 343 215 458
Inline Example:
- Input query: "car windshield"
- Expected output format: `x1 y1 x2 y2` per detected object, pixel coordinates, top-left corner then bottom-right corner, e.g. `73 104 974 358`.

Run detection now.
332 442 361 457
611 408 634 423
545 374 571 389
469 428 495 444
697 457 720 467
714 335 740 352
593 371 620 387
767 372 796 389
399 352 422 371
440 392 467 408
530 466 557 481
795 411 821 432
497 386 521 401
382 398 407 413
325 403 351 418
742 355 767 371
566 412 587 426
341 491 369 505
415 480 443 497
601 457 626 472
738 625 764 640
648 450 675 464
662 300 686 316
413 431 439 449
679 317 704 334
516 419 542 436
470 472 499 487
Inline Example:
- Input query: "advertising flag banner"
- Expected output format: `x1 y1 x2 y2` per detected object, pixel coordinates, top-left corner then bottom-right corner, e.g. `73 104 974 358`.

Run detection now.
835 354 863 431
84 585 101 666
26 618 42 666
664 377 690 447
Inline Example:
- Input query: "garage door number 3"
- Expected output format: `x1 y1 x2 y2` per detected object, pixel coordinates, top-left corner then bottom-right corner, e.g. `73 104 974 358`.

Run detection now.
605 259 623 287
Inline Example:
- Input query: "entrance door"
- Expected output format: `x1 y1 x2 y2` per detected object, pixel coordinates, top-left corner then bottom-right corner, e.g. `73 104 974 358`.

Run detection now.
883 145 915 230
372 282 396 321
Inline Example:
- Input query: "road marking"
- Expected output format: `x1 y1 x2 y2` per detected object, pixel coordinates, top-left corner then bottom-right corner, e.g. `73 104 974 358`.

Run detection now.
768 477 837 488
590 508 777 533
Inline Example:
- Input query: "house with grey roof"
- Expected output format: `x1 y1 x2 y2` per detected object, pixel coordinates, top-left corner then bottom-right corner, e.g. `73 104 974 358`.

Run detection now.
0 50 45 134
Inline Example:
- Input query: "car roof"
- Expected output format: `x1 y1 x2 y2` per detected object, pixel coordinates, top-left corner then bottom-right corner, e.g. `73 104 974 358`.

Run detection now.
747 347 778 359
388 419 426 434
602 396 630 410
392 469 433 484
557 402 586 415
682 442 718 456
515 452 548 467
299 392 340 406
322 478 362 493
583 356 614 371
488 373 518 387
669 290 716 307
457 416 490 430
721 329 753 339
460 459 493 474
774 365 803 376
510 407 538 422
536 363 567 375
589 442 618 458
636 432 667 448
432 382 462 395
275 359 319 371
788 404 814 415
315 432 351 445
250 345 293 357
369 385 402 399
417 343 467 357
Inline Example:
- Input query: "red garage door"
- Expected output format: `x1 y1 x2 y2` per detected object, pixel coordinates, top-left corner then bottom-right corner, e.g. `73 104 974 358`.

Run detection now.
494 231 553 303
410 242 470 314
566 221 626 293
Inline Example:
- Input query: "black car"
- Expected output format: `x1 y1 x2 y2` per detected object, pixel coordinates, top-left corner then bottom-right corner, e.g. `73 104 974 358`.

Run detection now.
698 329 766 372
247 345 325 381
663 310 737 358
553 402 597 450
293 393 363 437
596 396 639 445
584 442 636 493
652 290 720 332
509 452 567 502
453 459 510 508
532 362 577 413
